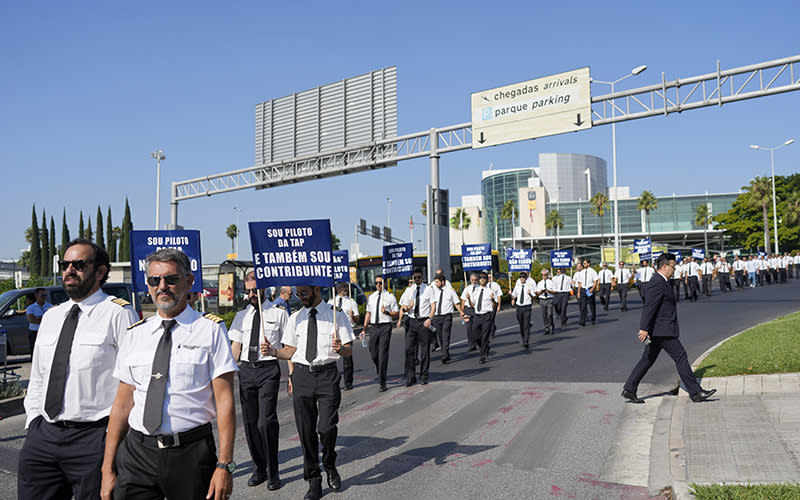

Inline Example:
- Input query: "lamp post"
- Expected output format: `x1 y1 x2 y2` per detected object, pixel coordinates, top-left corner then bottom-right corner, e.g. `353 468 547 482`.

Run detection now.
151 150 166 229
386 197 391 231
233 206 241 257
593 65 647 266
750 139 794 253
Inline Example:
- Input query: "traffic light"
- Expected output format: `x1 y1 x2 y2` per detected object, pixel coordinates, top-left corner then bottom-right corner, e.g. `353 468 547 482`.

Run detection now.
383 226 392 242
359 219 367 235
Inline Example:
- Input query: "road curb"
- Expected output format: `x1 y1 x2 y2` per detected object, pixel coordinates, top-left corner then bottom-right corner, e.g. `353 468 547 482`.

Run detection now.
0 394 25 419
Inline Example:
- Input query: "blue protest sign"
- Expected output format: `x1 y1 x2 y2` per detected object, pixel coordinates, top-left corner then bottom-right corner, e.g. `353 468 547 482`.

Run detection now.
550 250 573 268
507 248 533 272
462 244 492 271
692 248 706 259
651 250 664 260
633 238 652 255
668 249 682 262
130 230 203 293
333 250 350 283
249 219 334 288
758 251 766 257
382 243 413 278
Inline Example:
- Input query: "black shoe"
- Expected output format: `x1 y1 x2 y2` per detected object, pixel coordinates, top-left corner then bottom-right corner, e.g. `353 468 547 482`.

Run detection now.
479 355 488 364
432 345 441 352
579 322 586 327
379 385 388 392
421 378 428 385
305 478 323 500
441 357 450 364
690 388 717 402
523 343 529 349
248 472 268 487
326 466 341 491
406 379 416 387
621 389 645 404
468 346 477 351
343 384 353 391
267 478 282 491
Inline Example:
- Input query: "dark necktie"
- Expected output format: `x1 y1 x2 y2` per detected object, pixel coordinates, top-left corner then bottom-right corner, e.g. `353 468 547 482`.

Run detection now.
437 288 444 315
249 306 261 361
413 286 420 318
143 319 177 434
337 297 342 311
518 284 524 305
374 290 381 323
306 308 317 364
476 288 484 312
44 304 81 419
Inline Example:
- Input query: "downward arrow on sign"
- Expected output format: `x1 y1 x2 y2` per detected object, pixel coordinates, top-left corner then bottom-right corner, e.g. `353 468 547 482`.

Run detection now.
574 113 584 126
478 132 486 144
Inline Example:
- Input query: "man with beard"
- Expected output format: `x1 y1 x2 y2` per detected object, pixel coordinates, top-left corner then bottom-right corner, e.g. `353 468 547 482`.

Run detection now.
228 271 288 490
262 285 355 500
101 248 238 500
430 273 464 363
363 276 399 391
511 271 535 345
399 269 435 385
460 273 479 351
19 239 138 500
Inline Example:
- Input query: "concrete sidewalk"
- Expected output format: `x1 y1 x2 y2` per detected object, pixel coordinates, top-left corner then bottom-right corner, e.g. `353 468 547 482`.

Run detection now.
664 373 800 499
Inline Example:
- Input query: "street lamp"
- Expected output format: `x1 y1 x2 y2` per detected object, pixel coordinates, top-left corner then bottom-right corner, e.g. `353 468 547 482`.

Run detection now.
750 139 794 253
233 206 242 257
151 150 166 229
593 64 647 265
386 197 391 230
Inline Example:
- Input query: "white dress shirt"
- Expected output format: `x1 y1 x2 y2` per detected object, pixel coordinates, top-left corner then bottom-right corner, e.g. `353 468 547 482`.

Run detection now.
366 289 398 324
636 267 655 282
431 285 461 315
228 302 289 362
399 283 434 319
701 262 715 275
282 302 355 367
536 279 556 299
511 279 535 305
553 273 572 292
115 306 238 435
684 262 700 278
329 296 359 327
467 285 495 314
575 268 598 289
25 289 138 428
613 268 632 284
597 269 614 285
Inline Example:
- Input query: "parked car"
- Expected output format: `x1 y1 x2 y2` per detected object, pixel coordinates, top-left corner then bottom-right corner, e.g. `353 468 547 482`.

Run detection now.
0 283 141 355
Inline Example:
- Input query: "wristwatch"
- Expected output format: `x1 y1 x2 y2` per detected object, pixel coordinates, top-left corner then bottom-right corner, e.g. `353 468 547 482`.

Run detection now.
216 461 236 473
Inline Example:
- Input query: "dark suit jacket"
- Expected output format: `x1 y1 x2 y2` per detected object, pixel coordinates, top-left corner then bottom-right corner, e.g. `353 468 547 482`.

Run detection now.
640 273 679 337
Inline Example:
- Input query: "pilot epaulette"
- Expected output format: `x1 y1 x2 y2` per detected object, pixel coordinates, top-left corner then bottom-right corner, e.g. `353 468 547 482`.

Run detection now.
112 297 131 307
274 304 286 310
203 313 225 324
128 318 147 330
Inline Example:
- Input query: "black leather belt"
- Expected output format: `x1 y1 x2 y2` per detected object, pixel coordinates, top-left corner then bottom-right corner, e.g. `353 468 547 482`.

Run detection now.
240 359 278 369
130 423 212 449
294 362 337 374
51 416 109 429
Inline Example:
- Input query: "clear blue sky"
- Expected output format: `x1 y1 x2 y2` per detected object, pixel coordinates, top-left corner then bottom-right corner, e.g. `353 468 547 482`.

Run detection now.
2 1 798 265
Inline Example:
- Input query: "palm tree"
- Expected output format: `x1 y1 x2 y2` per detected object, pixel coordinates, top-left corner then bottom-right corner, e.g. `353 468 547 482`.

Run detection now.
499 199 519 244
590 192 609 264
695 203 711 254
744 176 773 251
450 208 472 245
225 224 238 254
784 191 800 226
420 200 427 216
637 190 658 242
545 209 564 249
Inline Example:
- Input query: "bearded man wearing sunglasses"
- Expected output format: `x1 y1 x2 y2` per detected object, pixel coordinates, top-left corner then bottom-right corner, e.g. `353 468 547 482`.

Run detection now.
19 238 139 500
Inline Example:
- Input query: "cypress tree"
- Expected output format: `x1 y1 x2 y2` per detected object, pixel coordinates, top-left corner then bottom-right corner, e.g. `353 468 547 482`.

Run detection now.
86 217 93 242
120 197 132 261
61 209 70 258
106 206 115 261
96 205 104 249
41 210 50 276
30 205 41 276
49 216 56 276
79 211 85 240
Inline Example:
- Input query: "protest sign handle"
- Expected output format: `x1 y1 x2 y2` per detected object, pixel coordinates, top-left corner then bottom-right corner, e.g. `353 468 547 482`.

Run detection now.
257 289 266 344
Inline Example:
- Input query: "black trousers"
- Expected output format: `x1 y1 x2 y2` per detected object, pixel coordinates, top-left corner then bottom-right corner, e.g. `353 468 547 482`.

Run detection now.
598 284 611 311
489 310 498 337
687 276 699 301
114 425 216 500
670 279 682 301
555 293 570 325
18 417 107 500
682 278 691 299
638 284 647 304
473 313 493 358
616 285 629 311
735 270 745 287
432 314 453 359
291 364 340 481
578 292 596 324
780 268 787 283
515 305 532 343
719 273 732 292
464 307 476 348
624 336 702 395
341 353 354 389
367 322 392 386
238 360 281 480
702 275 712 296
539 298 554 334
405 318 430 382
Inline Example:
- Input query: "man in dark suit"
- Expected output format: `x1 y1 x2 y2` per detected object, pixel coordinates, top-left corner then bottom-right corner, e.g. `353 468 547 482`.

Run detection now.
621 253 717 404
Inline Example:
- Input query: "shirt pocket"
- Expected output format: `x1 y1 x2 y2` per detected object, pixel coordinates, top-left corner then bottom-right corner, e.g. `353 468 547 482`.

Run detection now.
74 332 110 370
262 322 281 345
127 354 153 387
172 346 210 389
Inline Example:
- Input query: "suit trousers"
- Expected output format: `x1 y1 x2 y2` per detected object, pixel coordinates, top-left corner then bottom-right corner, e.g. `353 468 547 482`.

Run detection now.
238 360 281 480
578 292 596 324
671 279 682 301
638 284 647 304
18 417 107 500
405 318 430 382
688 276 699 300
515 305 532 343
616 285 629 311
291 364 340 481
432 314 453 359
113 424 216 500
341 353 354 389
473 312 493 358
489 310 498 337
367 322 392 386
463 307 476 349
702 275 712 296
555 293 570 325
719 273 732 292
624 336 702 395
539 298 554 334
598 284 611 310
780 268 787 283
735 270 745 287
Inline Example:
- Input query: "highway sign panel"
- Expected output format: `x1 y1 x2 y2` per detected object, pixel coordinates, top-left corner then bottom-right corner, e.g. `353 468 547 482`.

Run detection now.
471 67 591 148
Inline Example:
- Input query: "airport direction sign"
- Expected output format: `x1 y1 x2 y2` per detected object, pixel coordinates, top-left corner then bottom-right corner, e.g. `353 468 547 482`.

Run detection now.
471 67 591 148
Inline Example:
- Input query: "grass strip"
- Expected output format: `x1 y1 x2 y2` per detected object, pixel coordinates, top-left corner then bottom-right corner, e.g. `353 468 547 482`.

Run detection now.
690 482 800 499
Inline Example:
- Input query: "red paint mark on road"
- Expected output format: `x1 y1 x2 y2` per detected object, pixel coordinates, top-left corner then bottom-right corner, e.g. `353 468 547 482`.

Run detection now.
472 459 492 468
588 405 599 409
487 419 499 425
576 473 660 498
600 413 616 424
586 389 607 395
288 435 300 442
549 485 577 498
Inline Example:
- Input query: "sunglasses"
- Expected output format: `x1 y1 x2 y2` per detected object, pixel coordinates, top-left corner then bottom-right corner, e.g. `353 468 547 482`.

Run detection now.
146 274 182 287
58 259 94 272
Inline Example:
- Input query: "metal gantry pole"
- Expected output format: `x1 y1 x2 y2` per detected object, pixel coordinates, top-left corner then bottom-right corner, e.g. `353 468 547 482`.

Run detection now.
770 148 779 254
428 128 439 283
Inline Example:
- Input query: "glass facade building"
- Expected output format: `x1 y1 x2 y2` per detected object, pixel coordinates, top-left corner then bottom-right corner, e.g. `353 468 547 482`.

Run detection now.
481 169 533 247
